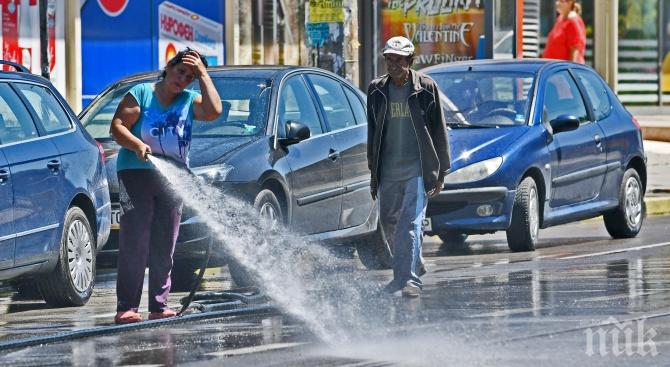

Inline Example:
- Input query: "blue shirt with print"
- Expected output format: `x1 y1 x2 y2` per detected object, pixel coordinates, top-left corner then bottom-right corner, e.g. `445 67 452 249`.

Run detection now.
116 83 200 171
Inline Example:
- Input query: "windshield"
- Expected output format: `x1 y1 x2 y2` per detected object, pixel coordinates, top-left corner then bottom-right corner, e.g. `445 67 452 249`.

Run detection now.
80 77 272 140
80 81 140 140
429 71 535 127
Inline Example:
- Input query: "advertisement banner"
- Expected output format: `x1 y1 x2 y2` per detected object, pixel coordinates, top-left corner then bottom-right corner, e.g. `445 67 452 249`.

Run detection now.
308 0 344 23
0 0 64 92
382 0 484 68
157 1 223 68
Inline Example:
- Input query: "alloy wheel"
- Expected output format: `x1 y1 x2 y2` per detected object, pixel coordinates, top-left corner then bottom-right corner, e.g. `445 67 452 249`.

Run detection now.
624 176 642 228
66 219 93 293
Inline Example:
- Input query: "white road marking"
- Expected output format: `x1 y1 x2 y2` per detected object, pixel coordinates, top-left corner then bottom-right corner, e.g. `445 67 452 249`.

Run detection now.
207 342 308 357
559 241 670 260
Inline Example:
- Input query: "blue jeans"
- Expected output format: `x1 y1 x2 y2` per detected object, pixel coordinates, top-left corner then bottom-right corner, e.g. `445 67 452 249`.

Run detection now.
378 176 426 288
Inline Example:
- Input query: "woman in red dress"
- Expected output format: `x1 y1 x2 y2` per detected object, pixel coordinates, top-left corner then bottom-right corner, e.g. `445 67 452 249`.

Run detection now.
543 0 586 64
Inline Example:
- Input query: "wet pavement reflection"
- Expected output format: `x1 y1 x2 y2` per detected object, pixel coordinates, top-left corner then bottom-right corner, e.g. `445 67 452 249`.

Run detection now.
1 217 670 365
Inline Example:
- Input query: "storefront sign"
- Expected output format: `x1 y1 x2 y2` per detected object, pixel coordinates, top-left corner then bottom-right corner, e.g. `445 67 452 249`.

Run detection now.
308 0 344 23
382 0 484 67
157 1 223 68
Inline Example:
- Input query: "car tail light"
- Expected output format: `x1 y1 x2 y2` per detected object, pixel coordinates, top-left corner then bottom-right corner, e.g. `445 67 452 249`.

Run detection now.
631 116 641 130
96 141 106 164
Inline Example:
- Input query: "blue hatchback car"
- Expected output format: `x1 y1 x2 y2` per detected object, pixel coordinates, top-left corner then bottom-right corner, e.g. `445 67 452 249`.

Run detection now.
422 60 646 251
0 61 111 306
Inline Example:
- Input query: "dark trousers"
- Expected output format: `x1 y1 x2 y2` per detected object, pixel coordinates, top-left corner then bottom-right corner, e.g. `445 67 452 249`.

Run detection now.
116 169 182 312
378 176 426 288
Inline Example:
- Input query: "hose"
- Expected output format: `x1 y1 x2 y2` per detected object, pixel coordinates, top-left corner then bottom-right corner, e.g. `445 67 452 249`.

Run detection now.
177 236 213 316
0 304 278 352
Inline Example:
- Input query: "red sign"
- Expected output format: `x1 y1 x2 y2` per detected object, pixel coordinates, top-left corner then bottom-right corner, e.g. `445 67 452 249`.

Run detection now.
160 14 194 41
2 0 20 70
97 0 128 17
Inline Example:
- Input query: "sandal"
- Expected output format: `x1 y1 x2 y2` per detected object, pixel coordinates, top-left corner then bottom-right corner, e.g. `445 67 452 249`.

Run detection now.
148 309 177 320
115 310 143 324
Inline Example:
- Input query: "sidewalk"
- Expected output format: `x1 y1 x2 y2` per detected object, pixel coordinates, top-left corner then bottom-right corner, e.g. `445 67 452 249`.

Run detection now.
642 140 670 216
629 106 670 142
628 106 670 216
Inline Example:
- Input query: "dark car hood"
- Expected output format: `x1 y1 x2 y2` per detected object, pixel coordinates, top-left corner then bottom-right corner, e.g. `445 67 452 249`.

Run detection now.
447 126 529 170
188 136 259 167
101 136 258 195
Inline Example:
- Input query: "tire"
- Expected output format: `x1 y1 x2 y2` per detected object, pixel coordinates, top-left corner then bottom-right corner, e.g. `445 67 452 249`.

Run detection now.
10 279 42 300
228 189 283 287
438 232 468 247
354 225 392 270
506 177 540 252
604 168 644 238
37 207 95 307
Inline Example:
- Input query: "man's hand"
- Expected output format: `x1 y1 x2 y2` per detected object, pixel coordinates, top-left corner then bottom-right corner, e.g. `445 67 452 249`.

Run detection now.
370 187 377 201
427 181 443 199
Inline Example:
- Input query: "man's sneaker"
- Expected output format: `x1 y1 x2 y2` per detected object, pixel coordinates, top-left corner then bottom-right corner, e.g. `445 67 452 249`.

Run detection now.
115 310 143 324
418 263 427 277
401 283 421 298
148 309 177 320
383 281 403 297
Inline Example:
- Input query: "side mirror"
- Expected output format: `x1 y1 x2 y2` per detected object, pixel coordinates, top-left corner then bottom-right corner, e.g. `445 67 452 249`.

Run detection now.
549 114 580 134
279 121 310 146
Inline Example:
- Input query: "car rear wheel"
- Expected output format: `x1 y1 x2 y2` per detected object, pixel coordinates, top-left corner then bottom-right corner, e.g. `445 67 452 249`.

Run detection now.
506 177 540 252
438 232 468 247
37 207 95 306
354 224 392 270
604 168 644 238
228 189 282 287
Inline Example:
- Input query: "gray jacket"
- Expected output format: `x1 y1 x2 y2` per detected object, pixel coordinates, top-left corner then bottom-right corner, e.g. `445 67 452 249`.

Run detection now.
366 69 451 197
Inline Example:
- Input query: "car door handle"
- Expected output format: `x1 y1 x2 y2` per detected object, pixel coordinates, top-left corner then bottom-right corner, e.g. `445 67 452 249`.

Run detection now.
328 149 340 161
47 160 61 172
0 169 8 184
594 134 604 152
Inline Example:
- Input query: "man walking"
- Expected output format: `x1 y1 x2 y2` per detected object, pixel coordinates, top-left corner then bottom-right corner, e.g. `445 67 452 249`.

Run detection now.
367 36 450 297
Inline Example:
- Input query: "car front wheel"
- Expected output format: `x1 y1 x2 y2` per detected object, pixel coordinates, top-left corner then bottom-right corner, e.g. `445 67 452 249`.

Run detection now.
38 206 95 306
506 177 540 252
228 189 282 287
604 168 644 238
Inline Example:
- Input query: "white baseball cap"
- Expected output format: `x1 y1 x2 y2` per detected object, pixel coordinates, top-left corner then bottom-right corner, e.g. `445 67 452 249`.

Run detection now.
382 36 415 57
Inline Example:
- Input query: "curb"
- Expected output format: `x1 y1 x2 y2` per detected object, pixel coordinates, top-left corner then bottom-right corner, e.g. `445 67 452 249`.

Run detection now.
645 196 670 216
642 126 670 143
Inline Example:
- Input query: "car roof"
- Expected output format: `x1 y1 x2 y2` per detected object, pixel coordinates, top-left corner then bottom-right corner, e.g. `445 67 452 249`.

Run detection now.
0 68 56 86
109 65 327 86
421 59 572 74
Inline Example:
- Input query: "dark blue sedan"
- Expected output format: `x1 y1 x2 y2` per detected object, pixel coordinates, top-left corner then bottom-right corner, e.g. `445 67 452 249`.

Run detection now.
0 61 111 306
422 60 646 251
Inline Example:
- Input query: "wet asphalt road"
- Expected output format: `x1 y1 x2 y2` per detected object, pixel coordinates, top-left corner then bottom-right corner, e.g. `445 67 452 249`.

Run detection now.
2 216 670 366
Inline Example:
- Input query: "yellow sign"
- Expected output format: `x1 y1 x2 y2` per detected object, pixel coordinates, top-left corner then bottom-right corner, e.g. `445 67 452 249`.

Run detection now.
309 0 344 23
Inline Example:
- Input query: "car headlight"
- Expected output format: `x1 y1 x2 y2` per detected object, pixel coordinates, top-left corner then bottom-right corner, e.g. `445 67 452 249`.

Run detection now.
191 164 233 183
444 157 503 184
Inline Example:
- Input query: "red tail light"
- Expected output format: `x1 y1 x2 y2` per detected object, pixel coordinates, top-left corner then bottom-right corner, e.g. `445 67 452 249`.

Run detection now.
96 141 106 164
631 116 641 130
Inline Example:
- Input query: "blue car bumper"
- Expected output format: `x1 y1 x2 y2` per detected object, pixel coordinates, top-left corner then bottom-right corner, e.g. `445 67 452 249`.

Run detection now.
426 186 516 234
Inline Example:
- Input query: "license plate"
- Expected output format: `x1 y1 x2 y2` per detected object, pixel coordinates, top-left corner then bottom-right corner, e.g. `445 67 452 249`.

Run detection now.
422 217 432 232
111 205 121 229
